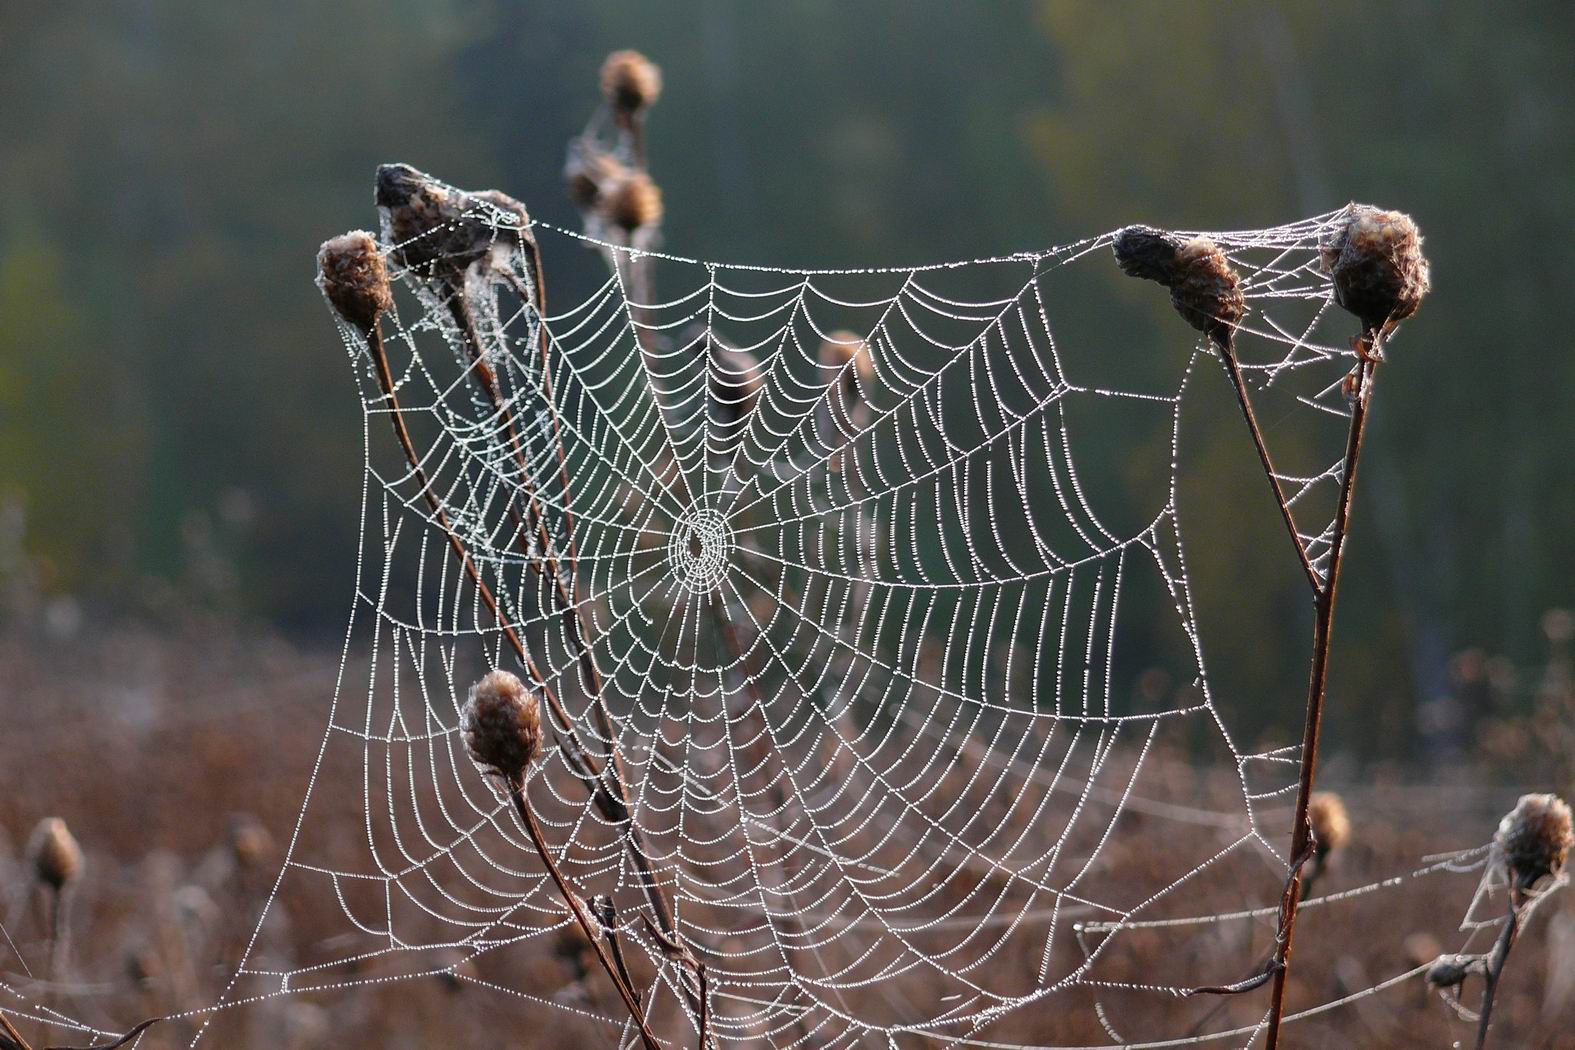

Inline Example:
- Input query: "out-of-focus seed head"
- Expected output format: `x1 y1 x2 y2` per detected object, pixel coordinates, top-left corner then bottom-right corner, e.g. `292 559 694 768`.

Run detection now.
819 330 876 385
1113 225 1185 285
1494 792 1573 892
1168 237 1245 344
601 170 663 235
317 231 393 333
710 340 765 425
1307 791 1351 858
461 670 543 784
601 50 662 120
1320 203 1430 335
228 812 274 870
565 141 628 212
31 817 83 891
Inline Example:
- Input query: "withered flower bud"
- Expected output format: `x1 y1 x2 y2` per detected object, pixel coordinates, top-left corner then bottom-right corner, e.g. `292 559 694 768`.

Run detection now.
228 812 274 870
1113 226 1243 345
1168 237 1245 345
31 817 83 891
317 231 393 333
1320 203 1430 335
375 163 530 279
1113 225 1185 284
1494 793 1573 892
1307 791 1351 859
710 341 765 425
600 50 662 120
462 670 543 784
602 170 663 235
819 330 876 385
565 141 628 212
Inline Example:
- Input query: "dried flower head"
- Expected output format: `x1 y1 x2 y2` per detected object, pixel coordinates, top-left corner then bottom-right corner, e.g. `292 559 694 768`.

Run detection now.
1112 225 1185 284
1168 237 1245 344
601 50 662 119
1494 792 1573 891
316 231 393 333
30 817 82 891
565 141 628 212
1425 953 1479 989
819 330 876 384
1307 791 1351 857
1112 226 1243 345
227 812 274 870
461 669 543 784
375 163 530 280
1320 203 1430 336
601 170 663 235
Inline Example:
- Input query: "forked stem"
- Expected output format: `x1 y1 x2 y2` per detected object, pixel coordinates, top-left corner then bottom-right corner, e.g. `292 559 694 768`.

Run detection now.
1264 351 1378 1049
1475 894 1521 1050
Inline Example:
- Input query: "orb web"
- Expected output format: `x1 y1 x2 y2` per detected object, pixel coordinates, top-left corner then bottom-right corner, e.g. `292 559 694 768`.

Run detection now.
73 194 1483 1049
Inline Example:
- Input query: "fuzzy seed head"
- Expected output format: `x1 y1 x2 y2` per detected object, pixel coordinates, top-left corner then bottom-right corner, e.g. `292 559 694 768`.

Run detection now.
461 670 542 783
317 231 393 332
601 50 662 117
602 170 663 234
1307 791 1351 857
819 330 876 384
228 813 274 870
1495 792 1573 891
710 341 765 424
31 817 82 890
565 142 628 212
375 164 529 279
1112 225 1185 285
1320 203 1430 334
1168 237 1244 344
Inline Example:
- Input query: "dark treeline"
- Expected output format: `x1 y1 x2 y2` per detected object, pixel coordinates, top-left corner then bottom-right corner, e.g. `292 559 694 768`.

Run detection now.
0 0 1569 759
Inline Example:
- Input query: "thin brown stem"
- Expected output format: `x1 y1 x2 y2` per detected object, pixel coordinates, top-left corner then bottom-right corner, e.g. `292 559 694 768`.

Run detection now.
0 1009 35 1050
1475 895 1521 1050
510 784 661 1050
1264 354 1377 1049
1217 335 1320 594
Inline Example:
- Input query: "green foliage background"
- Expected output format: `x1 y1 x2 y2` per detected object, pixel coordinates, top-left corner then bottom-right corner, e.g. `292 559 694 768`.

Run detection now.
0 0 1568 756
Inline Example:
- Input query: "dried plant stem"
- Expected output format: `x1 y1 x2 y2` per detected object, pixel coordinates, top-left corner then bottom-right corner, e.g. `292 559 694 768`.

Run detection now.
1216 336 1320 593
1264 353 1377 1050
1475 895 1521 1050
508 783 660 1050
0 1009 35 1050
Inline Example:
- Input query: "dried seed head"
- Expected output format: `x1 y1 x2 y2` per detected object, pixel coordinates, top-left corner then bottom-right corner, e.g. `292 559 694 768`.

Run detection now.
1307 791 1351 857
30 817 82 891
1320 203 1430 335
1112 225 1185 285
1168 237 1244 344
317 231 393 333
1425 953 1478 989
565 141 628 212
1403 931 1442 970
375 163 530 279
461 670 543 783
819 330 876 385
601 50 662 119
227 812 274 870
1494 792 1573 891
601 170 663 235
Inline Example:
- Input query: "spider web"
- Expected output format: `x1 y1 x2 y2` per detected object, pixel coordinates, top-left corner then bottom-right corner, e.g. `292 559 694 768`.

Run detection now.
182 197 1419 1047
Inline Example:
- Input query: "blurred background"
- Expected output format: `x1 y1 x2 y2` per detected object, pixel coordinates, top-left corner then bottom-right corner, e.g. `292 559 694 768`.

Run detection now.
0 1 1571 1045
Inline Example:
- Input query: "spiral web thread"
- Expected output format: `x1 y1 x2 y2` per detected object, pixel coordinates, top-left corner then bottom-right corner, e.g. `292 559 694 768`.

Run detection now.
128 200 1469 1047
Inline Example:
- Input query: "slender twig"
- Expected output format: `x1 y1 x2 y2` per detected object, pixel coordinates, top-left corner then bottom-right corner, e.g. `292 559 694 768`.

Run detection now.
43 1018 164 1050
1264 350 1378 1049
1475 894 1521 1050
509 783 661 1050
1216 334 1320 594
0 1010 35 1050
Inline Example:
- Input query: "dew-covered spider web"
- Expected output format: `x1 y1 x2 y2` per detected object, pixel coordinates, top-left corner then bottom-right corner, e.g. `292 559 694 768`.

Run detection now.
156 194 1470 1049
